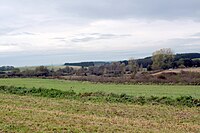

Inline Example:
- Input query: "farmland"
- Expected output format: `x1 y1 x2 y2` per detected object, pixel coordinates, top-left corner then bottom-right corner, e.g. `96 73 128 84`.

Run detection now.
0 78 200 98
1 0 200 132
18 65 81 71
0 93 200 132
0 79 199 132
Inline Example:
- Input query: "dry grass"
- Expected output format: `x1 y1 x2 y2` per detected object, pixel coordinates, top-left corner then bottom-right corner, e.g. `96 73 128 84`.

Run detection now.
0 93 199 132
152 67 200 76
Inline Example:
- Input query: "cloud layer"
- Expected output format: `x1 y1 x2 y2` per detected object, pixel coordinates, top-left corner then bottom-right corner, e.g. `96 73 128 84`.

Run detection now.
0 0 200 66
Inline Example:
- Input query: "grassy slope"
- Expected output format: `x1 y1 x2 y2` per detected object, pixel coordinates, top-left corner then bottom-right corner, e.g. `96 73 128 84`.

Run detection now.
0 93 199 133
0 78 199 98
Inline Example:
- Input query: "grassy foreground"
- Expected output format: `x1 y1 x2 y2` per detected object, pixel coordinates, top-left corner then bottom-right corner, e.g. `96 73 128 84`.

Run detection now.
0 78 199 98
0 93 199 133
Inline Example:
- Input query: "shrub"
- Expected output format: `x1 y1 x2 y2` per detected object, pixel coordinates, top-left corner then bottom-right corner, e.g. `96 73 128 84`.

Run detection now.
157 75 166 79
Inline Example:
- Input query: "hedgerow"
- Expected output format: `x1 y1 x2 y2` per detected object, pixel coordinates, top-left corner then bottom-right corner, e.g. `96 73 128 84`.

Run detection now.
0 86 199 107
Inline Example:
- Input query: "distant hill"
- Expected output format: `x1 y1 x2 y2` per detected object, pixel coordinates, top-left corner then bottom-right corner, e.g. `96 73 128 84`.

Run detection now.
174 53 200 61
64 53 200 68
0 66 15 71
137 53 200 68
64 61 110 67
137 57 152 68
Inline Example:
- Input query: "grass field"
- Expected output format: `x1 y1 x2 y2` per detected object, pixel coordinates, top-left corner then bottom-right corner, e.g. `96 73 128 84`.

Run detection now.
0 78 199 98
193 58 200 61
0 78 199 132
18 65 81 71
0 93 199 132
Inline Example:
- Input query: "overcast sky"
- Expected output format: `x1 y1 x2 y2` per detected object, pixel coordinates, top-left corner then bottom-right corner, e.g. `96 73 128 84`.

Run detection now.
0 0 200 66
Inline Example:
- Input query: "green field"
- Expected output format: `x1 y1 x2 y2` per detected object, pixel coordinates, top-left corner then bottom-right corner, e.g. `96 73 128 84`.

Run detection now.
0 93 199 132
18 65 81 71
0 78 200 133
192 58 200 61
0 78 199 98
0 78 200 132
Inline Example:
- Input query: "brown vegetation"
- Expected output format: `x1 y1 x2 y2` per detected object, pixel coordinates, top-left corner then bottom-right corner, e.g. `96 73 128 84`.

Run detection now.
48 70 200 85
152 67 200 76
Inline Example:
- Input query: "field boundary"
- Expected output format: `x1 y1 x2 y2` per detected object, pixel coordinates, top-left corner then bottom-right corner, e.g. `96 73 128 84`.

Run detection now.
0 86 199 107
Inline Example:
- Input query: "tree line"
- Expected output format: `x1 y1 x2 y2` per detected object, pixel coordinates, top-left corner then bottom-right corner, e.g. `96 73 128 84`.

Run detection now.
0 60 140 78
0 48 200 78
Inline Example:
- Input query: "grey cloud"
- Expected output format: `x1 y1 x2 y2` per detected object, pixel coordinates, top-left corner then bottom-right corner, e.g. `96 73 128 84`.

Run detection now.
168 38 200 45
71 33 131 43
58 0 200 20
71 37 95 43
0 49 146 67
0 27 17 36
0 0 199 39
158 37 200 53
0 42 31 47
1 0 200 24
19 32 36 35
7 32 36 36
0 25 35 36
191 32 200 37
0 43 19 46
51 37 68 43
98 34 131 40
52 37 66 40
0 0 200 66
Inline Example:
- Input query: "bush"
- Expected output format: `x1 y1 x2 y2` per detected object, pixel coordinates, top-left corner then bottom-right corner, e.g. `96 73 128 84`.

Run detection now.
157 75 166 79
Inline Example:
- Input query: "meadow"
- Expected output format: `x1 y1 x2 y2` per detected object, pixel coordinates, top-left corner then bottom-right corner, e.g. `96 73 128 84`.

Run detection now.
0 78 199 98
18 65 81 71
0 93 199 132
0 78 199 132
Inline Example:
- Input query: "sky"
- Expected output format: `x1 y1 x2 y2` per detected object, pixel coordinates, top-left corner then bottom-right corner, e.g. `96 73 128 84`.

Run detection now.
0 0 200 66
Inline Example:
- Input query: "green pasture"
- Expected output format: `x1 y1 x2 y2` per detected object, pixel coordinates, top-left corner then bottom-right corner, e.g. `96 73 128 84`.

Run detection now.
0 78 199 98
192 58 200 61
